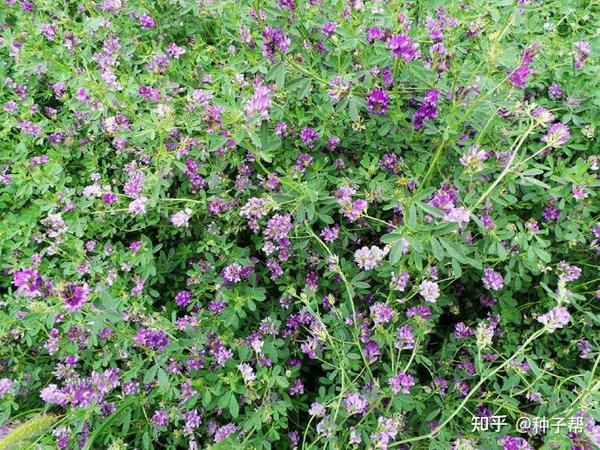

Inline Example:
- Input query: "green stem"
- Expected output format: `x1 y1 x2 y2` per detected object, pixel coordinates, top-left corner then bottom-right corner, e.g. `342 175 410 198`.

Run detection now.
470 122 535 212
391 327 546 447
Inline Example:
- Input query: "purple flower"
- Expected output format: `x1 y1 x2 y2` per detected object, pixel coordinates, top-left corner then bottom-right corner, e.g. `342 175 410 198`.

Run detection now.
262 27 290 60
498 435 532 450
548 83 563 99
170 209 192 227
557 261 581 282
343 392 369 415
428 42 450 73
389 371 415 394
391 272 410 292
572 185 589 200
4 100 18 113
371 416 399 449
41 23 56 40
40 384 68 405
183 409 201 436
425 8 457 40
18 120 42 136
130 276 145 297
460 144 488 172
309 402 326 417
388 34 420 62
320 225 339 242
12 268 46 298
238 363 256 383
366 27 385 43
139 14 156 30
395 324 415 350
151 410 169 428
521 43 540 65
480 215 495 229
379 153 400 174
509 65 531 89
366 87 390 115
53 427 70 449
413 89 440 130
134 328 170 352
443 206 471 224
354 246 388 270
208 337 233 366
245 79 272 121
274 121 288 137
454 322 473 339
214 423 237 443
482 268 504 291
419 280 440 302
327 76 352 103
543 204 561 222
573 41 590 69
364 340 380 362
327 135 340 150
407 305 432 320
577 339 592 359
322 21 337 36
279 0 295 10
537 306 571 332
542 123 570 148
128 197 147 215
381 66 393 86
531 106 555 125
294 153 313 173
264 214 293 241
166 42 186 59
221 263 242 284
138 85 161 102
370 303 394 326
174 290 193 307
0 379 14 397
289 378 304 395
240 197 271 220
61 283 90 312
480 295 497 308
300 127 319 148
345 199 368 222
266 259 283 280
129 241 142 254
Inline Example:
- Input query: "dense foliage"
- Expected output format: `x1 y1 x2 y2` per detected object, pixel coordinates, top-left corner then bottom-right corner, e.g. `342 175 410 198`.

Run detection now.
0 0 599 449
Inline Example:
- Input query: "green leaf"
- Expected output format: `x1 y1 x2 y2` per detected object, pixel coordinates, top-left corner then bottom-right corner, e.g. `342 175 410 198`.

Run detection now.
502 375 521 391
381 229 404 244
229 394 239 419
439 238 467 263
497 241 508 259
407 205 417 229
349 96 360 121
143 365 159 384
451 258 462 277
389 242 404 264
299 80 312 98
157 368 169 391
142 432 150 449
202 390 212 408
534 247 551 263
416 202 444 218
431 238 444 261
275 376 289 388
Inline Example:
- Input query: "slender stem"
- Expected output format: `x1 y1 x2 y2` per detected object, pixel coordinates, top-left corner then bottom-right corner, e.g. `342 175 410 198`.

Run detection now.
403 339 420 372
305 225 375 380
470 122 535 212
390 327 546 447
